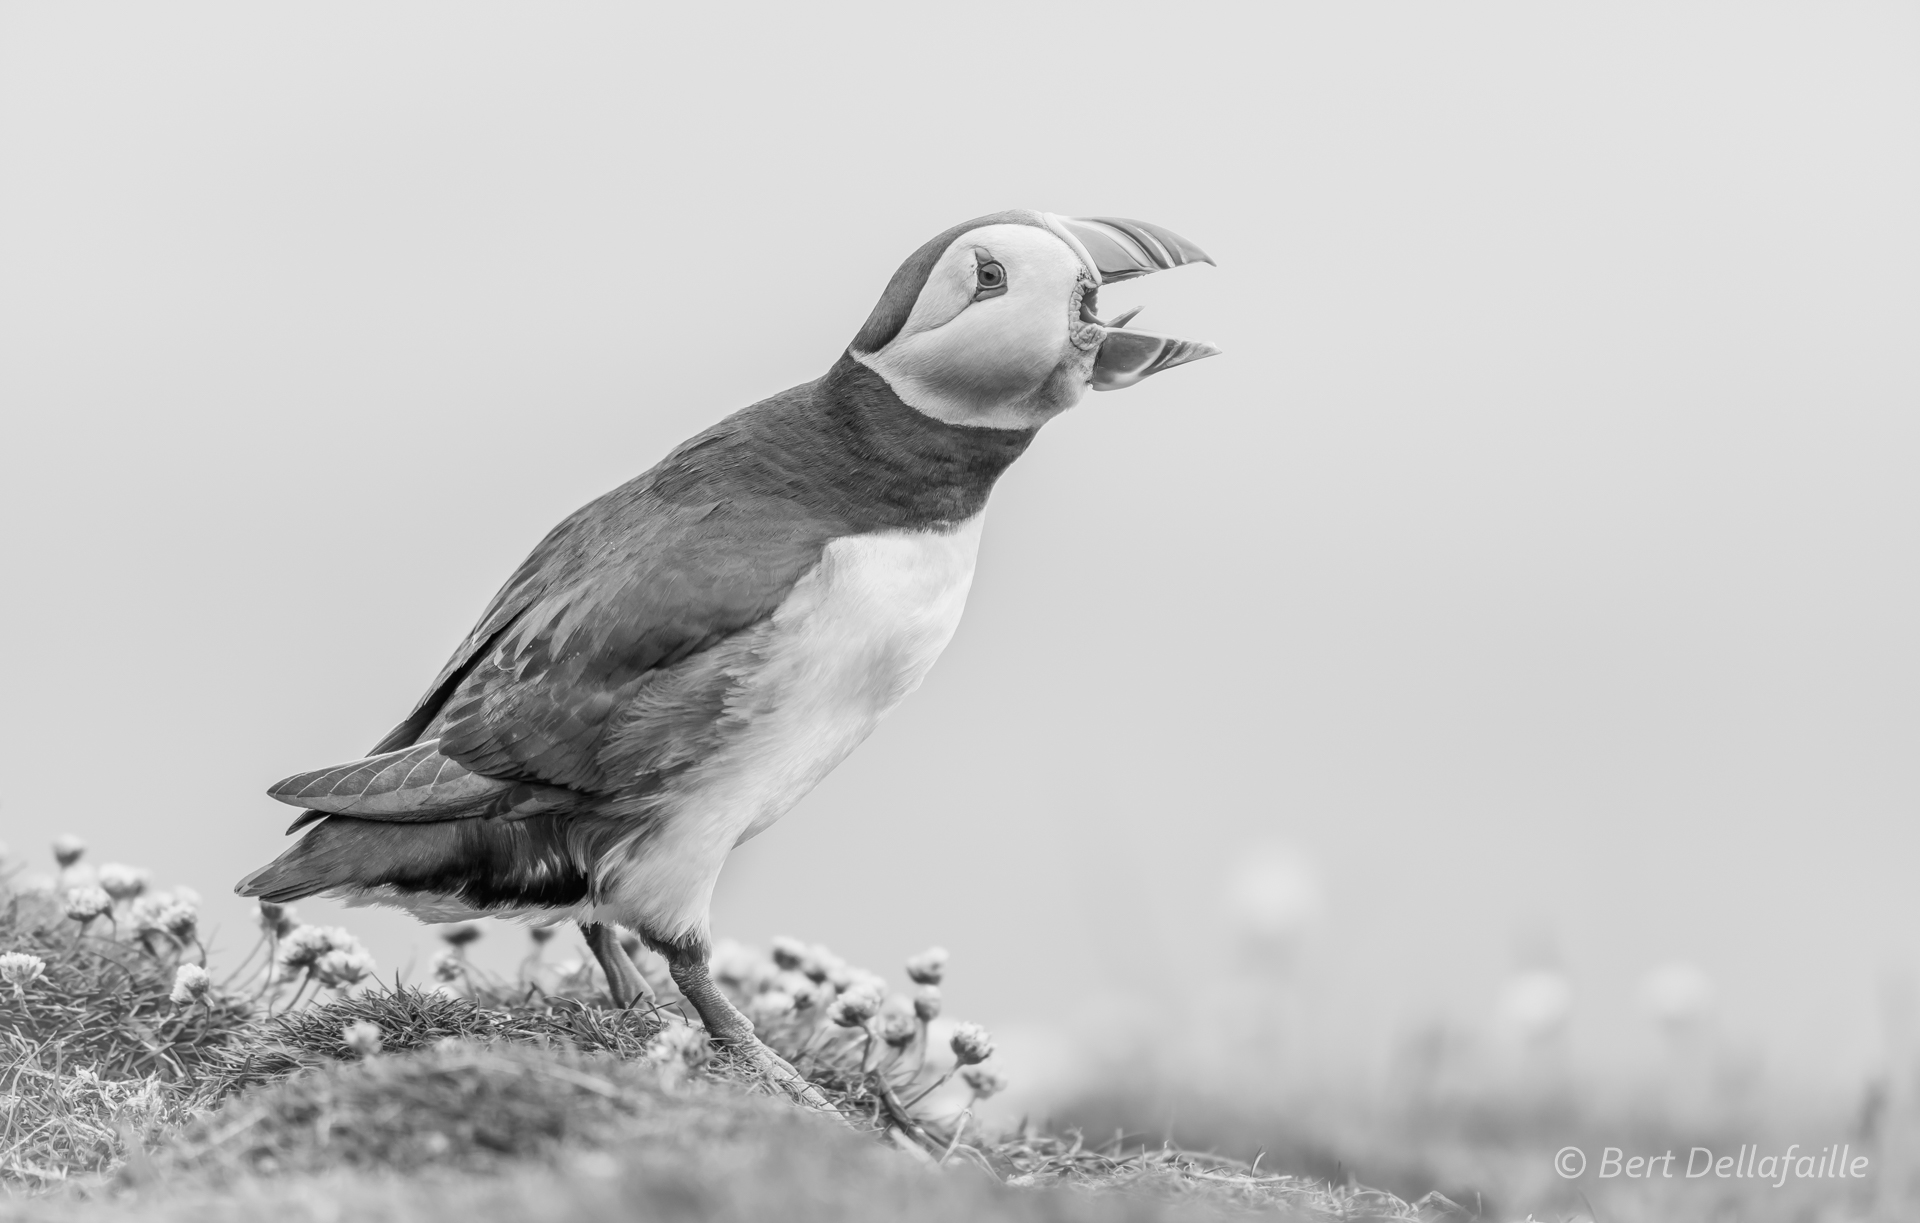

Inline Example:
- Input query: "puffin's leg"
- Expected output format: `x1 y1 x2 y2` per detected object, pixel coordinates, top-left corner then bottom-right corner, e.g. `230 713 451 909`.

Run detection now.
581 921 655 1009
664 943 837 1114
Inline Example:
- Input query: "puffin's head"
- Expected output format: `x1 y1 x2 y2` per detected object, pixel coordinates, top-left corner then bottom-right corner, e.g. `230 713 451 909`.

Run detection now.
849 211 1219 431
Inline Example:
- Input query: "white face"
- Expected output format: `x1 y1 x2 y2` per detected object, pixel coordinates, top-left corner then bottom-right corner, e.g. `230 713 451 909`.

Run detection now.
856 223 1103 431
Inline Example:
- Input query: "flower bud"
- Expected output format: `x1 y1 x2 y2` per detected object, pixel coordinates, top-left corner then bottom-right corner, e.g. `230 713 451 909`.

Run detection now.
170 963 213 1006
342 1021 383 1058
51 835 86 868
829 989 879 1028
905 947 948 986
913 985 942 1023
97 863 150 901
258 901 297 940
431 950 464 982
810 944 847 986
949 1022 994 1066
439 923 482 949
876 1010 917 1049
961 1066 1007 1099
529 925 556 945
63 886 113 924
769 935 809 973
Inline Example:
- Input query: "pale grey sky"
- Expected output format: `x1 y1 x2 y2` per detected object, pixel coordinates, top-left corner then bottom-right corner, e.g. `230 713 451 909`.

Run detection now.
2 4 1915 1084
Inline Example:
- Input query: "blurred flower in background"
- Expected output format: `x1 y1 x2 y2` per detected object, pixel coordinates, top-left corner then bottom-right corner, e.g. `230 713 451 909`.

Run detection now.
1639 962 1715 1035
1496 968 1573 1046
1222 847 1324 969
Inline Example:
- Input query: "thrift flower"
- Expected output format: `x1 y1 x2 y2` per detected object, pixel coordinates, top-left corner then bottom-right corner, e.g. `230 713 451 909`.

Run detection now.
279 925 355 974
913 986 942 1023
769 935 810 974
876 1010 917 1049
905 947 948 986
829 990 880 1028
170 963 213 1006
949 1022 994 1066
315 948 376 989
51 835 86 868
961 1066 1007 1099
0 952 47 997
812 945 851 988
97 863 151 900
134 895 198 942
63 886 113 925
342 1021 383 1058
257 901 296 940
439 923 482 949
431 950 464 982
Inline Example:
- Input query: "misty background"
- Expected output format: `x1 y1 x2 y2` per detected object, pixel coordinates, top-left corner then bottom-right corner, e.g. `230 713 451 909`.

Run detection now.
2 5 1915 1093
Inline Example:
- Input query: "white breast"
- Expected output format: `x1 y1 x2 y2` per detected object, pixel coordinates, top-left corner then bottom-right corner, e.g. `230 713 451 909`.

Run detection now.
597 512 986 941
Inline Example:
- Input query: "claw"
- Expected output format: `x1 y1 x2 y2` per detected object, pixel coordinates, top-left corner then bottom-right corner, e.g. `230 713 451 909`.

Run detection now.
727 1034 842 1115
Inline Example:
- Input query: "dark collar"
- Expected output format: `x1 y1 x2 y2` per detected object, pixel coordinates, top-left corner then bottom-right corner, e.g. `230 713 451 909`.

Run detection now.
658 355 1037 532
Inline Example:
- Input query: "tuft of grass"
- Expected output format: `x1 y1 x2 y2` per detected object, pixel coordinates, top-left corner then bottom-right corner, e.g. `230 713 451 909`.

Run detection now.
0 892 253 1085
200 987 664 1099
1 888 253 1186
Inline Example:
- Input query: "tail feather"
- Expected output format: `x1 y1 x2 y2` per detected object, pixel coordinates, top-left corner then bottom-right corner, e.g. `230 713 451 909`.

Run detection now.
235 812 600 911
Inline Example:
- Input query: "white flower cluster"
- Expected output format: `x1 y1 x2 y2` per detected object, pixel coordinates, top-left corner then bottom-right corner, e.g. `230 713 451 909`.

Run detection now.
278 925 377 989
948 1021 994 1066
645 1023 708 1069
97 863 151 901
704 938 1003 1112
63 886 113 924
132 892 199 942
170 963 213 1006
256 900 297 940
342 1021 384 1058
0 952 47 997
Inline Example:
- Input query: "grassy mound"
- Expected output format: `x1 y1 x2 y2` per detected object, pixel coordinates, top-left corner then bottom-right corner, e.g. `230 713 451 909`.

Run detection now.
0 845 1440 1222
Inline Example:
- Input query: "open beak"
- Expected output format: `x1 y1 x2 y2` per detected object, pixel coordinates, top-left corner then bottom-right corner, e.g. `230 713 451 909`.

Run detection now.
1045 215 1222 391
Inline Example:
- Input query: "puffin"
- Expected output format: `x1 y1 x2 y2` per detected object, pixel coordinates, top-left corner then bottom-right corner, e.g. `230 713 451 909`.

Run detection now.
237 211 1218 1104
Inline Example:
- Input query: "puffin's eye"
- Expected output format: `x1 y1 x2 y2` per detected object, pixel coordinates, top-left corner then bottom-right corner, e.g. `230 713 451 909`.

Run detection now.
973 259 1008 300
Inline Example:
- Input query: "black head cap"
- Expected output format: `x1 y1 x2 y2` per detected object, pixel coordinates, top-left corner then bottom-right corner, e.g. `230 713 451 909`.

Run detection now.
848 210 1049 356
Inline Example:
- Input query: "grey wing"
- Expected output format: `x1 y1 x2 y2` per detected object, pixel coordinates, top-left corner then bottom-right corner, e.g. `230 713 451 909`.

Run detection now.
274 489 836 827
